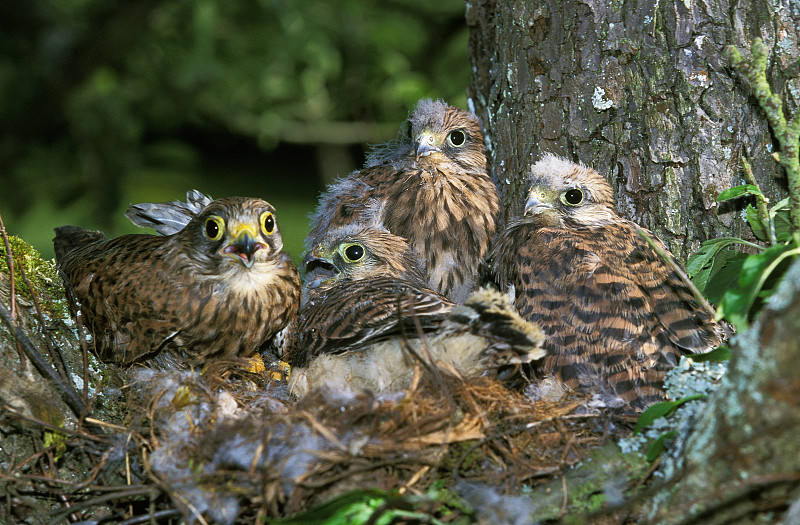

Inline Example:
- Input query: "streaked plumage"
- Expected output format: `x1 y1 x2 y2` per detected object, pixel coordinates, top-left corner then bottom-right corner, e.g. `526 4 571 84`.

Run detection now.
55 197 301 369
285 228 545 398
487 154 722 410
306 99 500 302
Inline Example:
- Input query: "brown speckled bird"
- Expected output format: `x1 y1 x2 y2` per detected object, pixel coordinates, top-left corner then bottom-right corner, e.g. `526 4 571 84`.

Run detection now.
487 154 722 410
307 99 500 303
54 197 301 369
302 222 427 294
285 227 545 398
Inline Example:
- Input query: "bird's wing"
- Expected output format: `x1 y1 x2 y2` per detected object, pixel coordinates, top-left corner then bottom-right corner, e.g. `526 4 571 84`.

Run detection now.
125 189 213 236
286 277 453 366
622 223 722 354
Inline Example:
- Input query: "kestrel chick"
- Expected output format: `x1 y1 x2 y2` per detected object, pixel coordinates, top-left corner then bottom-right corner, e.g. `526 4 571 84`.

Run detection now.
285 279 545 398
307 99 500 302
284 228 545 398
487 154 722 410
54 197 301 369
302 222 427 294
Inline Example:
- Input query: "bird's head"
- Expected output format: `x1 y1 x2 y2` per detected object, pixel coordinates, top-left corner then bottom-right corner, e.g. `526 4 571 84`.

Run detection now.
520 153 618 229
302 224 424 291
407 99 486 173
184 197 284 270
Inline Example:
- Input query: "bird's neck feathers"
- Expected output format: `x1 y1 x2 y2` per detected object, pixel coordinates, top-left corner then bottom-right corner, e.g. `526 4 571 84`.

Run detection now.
216 256 290 299
562 204 621 229
509 203 620 232
413 152 487 180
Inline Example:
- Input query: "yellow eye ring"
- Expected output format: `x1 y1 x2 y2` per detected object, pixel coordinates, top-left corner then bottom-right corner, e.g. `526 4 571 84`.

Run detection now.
260 212 275 235
560 188 584 206
341 242 365 263
204 216 225 241
447 129 467 147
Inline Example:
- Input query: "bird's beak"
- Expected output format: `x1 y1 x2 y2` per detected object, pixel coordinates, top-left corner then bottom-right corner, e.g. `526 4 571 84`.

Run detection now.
415 131 440 159
222 226 266 268
524 194 554 217
302 250 336 289
524 191 562 227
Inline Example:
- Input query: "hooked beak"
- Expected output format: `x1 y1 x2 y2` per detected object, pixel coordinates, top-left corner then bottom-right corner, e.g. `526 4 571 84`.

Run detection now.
221 226 266 268
524 193 554 217
414 131 440 159
302 251 336 289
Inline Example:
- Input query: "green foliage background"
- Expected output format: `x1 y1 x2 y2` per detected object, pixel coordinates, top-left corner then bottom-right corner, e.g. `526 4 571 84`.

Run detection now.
0 0 470 260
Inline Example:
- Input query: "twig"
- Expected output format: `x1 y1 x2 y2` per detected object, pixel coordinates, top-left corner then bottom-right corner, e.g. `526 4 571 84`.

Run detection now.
118 510 182 525
0 302 88 419
47 485 160 525
0 213 25 368
3 405 109 444
558 475 569 518
726 39 800 233
0 213 16 319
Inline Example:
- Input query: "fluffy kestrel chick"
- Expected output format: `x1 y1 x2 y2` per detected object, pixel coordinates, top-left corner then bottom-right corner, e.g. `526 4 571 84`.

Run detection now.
54 197 301 369
302 222 427 294
284 228 545 398
487 154 722 410
306 99 500 303
285 278 545 398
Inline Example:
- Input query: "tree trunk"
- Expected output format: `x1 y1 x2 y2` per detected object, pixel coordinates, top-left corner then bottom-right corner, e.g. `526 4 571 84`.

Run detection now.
645 256 800 524
466 1 800 521
466 0 799 260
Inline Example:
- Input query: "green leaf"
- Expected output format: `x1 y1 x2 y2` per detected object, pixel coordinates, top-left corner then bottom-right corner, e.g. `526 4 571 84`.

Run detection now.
716 184 762 202
634 402 677 434
773 208 794 243
702 250 748 303
746 204 769 242
646 431 678 462
686 345 731 362
273 490 390 525
717 242 800 329
687 238 749 279
634 394 708 434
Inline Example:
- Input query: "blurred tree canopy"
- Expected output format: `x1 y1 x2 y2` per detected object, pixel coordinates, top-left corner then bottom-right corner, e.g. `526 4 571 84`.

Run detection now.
0 0 470 259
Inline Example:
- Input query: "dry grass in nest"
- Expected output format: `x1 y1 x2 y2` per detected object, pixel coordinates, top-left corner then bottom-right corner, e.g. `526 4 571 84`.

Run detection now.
115 363 632 522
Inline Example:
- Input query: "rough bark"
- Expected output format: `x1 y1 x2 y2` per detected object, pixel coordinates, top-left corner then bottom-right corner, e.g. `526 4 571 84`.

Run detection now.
466 0 800 260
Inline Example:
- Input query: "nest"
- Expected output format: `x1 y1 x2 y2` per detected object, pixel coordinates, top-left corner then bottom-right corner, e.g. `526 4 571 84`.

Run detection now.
0 239 635 525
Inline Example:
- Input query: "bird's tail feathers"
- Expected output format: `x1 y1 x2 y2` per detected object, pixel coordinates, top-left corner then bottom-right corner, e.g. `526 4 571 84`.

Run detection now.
450 287 547 367
53 226 106 262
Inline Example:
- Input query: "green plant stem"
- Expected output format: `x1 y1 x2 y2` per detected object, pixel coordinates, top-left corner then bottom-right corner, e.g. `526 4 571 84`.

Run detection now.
741 157 776 244
742 245 800 319
726 39 800 233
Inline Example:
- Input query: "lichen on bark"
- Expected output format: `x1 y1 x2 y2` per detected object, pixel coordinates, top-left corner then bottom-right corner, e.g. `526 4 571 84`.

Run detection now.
645 257 800 524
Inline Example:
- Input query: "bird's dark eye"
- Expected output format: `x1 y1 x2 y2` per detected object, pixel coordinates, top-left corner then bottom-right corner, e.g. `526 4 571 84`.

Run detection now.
562 188 584 206
204 216 224 240
447 130 466 147
260 211 275 235
342 243 365 263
